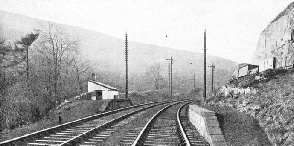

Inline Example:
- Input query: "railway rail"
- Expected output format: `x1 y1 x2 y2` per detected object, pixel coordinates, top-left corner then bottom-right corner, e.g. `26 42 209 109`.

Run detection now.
178 103 210 146
0 99 207 146
129 101 209 146
0 101 175 146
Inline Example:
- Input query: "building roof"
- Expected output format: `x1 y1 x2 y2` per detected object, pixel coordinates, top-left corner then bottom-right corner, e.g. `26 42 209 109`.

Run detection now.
238 63 258 68
89 80 119 91
238 63 249 68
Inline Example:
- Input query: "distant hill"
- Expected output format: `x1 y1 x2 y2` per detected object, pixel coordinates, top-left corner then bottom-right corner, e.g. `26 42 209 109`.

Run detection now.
0 10 238 92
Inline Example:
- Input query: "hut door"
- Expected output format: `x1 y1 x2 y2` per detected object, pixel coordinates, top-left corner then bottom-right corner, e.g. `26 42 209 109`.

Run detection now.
96 90 102 100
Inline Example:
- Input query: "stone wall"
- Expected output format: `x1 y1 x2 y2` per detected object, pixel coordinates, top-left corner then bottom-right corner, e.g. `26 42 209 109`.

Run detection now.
188 105 227 146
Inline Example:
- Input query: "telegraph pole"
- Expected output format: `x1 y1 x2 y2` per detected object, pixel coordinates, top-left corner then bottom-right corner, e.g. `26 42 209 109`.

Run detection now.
189 63 196 90
193 74 196 90
166 56 173 98
26 45 29 80
203 30 207 100
209 64 215 92
125 32 129 98
168 63 170 94
171 56 173 98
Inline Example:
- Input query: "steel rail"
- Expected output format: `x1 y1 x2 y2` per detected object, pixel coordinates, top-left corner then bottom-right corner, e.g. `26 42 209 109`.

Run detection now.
58 101 169 146
0 101 162 145
131 101 185 146
176 102 192 146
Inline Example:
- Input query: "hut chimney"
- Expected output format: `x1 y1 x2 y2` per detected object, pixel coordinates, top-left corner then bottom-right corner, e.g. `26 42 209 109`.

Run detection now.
91 73 96 81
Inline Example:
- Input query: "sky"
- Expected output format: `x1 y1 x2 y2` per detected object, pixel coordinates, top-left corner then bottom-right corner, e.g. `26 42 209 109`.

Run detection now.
0 0 293 63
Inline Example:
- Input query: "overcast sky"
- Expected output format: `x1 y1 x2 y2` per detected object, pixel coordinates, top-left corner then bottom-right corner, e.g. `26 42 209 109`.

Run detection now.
0 0 293 63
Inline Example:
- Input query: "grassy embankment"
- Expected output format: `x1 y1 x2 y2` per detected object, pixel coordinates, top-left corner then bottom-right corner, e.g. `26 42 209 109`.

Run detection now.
207 71 294 146
0 99 130 142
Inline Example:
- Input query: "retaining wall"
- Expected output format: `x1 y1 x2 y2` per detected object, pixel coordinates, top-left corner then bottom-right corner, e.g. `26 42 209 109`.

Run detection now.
189 105 227 146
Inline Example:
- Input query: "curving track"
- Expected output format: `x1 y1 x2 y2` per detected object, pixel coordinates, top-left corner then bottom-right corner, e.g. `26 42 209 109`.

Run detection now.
178 103 210 146
0 100 209 146
29 102 167 146
0 101 170 146
129 102 209 146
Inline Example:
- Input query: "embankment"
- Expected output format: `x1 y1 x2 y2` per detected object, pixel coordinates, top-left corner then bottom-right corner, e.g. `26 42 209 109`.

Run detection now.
0 99 132 142
207 72 294 145
188 104 271 146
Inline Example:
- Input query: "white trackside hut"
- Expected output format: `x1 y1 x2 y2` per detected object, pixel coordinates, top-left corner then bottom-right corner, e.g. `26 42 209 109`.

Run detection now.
88 80 119 100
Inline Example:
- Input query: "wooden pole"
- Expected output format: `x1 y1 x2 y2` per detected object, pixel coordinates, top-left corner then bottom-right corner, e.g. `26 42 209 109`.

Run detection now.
209 64 215 92
168 63 170 94
171 56 173 98
204 30 206 100
194 73 196 90
166 56 173 98
125 32 128 98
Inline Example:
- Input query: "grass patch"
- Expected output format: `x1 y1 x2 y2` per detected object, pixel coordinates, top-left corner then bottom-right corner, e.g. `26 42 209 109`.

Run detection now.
0 99 131 142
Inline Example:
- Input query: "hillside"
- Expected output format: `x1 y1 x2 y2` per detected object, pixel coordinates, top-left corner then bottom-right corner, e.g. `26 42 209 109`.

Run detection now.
207 71 294 145
0 10 237 92
245 4 294 144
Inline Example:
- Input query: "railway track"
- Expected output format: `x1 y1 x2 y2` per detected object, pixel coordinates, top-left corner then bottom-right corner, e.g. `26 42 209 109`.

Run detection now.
27 103 162 146
0 101 175 146
178 103 210 146
0 100 207 146
77 105 149 146
129 102 209 146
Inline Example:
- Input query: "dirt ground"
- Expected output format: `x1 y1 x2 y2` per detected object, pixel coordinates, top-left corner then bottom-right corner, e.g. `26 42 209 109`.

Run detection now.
201 106 272 146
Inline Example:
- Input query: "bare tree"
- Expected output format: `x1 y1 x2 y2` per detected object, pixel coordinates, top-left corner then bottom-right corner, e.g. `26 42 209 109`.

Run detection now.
146 63 164 90
35 23 78 104
70 57 90 94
